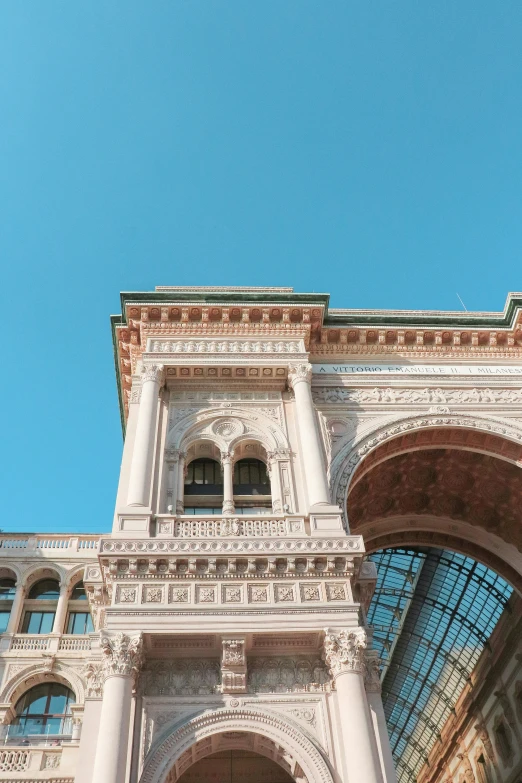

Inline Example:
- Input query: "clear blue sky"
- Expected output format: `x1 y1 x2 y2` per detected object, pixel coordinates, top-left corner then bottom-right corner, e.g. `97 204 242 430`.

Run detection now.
1 2 521 533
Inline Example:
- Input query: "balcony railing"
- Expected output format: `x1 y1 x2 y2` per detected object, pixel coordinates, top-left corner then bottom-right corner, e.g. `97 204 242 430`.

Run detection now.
1 718 73 745
156 515 306 538
0 534 101 554
10 636 50 652
6 634 92 653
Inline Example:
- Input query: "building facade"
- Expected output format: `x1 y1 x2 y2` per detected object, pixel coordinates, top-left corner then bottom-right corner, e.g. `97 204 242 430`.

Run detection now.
1 285 522 783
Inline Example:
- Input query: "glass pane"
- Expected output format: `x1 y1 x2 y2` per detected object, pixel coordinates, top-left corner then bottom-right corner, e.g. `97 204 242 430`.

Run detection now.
70 582 87 600
48 686 71 714
193 462 204 484
23 612 55 634
22 686 48 715
68 612 93 634
0 611 10 633
0 579 16 599
28 580 60 600
40 612 55 634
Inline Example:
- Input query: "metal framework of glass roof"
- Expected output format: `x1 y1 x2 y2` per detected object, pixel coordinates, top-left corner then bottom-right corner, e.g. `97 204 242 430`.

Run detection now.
367 547 513 783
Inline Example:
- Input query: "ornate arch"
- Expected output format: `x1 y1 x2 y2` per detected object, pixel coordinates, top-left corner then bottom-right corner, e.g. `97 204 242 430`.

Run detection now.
0 661 86 714
139 707 335 783
64 564 87 591
331 412 522 515
0 565 21 583
21 564 65 589
167 407 289 455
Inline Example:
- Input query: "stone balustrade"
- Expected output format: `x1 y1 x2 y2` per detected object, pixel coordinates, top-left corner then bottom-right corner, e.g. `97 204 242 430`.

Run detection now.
4 634 92 653
0 745 72 777
156 515 305 538
0 534 101 557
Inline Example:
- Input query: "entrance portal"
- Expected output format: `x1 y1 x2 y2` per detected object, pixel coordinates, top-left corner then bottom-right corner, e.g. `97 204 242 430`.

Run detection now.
176 749 296 783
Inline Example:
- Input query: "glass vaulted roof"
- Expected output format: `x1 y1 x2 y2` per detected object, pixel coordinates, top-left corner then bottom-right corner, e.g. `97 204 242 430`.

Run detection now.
367 548 513 783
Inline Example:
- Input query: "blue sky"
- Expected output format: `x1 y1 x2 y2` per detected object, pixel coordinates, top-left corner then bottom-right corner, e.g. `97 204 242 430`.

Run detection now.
1 1 521 533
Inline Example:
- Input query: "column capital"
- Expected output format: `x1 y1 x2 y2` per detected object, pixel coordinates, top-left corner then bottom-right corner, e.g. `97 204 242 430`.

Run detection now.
364 651 382 693
166 448 184 463
288 363 313 389
323 627 368 676
141 363 165 385
267 448 292 462
220 450 235 466
100 632 144 680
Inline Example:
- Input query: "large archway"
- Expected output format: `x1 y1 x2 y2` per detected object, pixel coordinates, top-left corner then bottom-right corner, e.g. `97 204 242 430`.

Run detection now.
139 708 335 783
345 427 522 591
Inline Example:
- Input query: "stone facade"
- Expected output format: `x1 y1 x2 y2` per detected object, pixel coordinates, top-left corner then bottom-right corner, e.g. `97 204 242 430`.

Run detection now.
1 286 522 782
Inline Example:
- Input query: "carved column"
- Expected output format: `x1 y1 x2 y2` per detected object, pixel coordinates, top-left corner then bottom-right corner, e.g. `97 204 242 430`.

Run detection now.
267 453 283 514
365 651 397 783
219 636 247 693
127 364 164 507
288 363 330 508
6 583 25 634
91 633 143 783
323 628 383 783
165 449 180 513
221 451 235 515
176 451 187 514
52 582 69 634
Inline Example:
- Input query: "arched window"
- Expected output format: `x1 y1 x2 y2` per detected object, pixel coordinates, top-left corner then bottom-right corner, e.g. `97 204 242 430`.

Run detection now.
0 578 16 634
66 581 93 635
22 579 60 634
233 459 271 512
10 683 74 738
28 580 60 600
184 458 223 514
185 459 223 491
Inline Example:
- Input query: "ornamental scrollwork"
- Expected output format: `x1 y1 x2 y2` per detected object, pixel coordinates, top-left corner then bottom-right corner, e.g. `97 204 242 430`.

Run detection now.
313 386 522 405
100 632 143 680
84 661 105 698
323 627 367 676
364 652 382 693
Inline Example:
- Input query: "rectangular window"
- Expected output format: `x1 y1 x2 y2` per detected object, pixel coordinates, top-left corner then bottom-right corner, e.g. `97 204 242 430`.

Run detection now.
67 612 94 634
0 611 10 633
22 612 55 634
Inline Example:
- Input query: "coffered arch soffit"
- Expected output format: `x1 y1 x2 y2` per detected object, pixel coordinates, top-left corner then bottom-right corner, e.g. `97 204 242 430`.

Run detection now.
331 412 522 511
140 707 335 783
167 408 289 455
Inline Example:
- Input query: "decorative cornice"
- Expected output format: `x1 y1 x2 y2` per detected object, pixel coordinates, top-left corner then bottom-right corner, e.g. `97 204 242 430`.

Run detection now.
99 632 143 680
323 627 367 676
